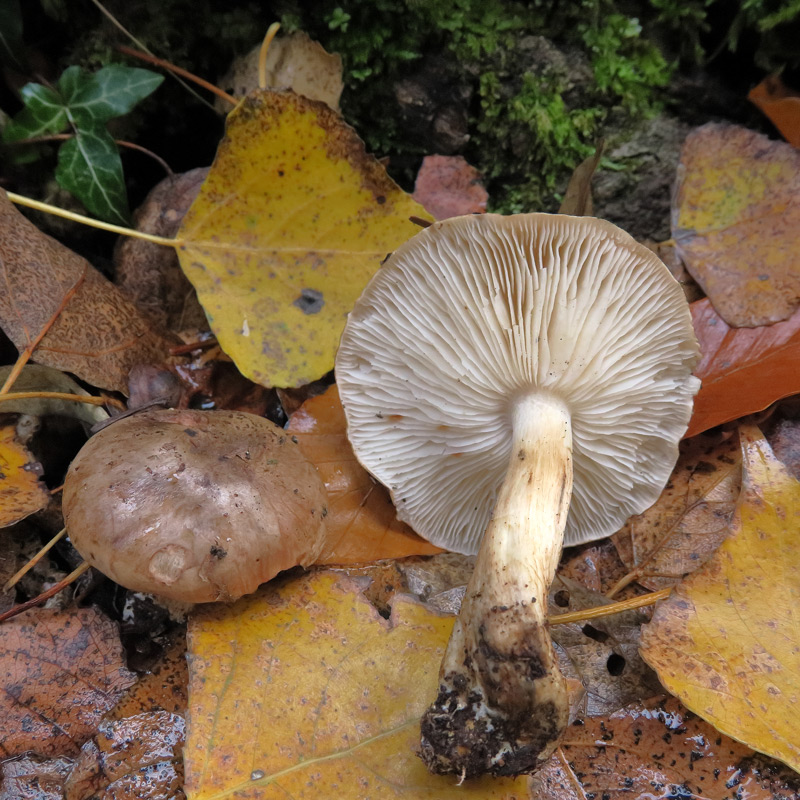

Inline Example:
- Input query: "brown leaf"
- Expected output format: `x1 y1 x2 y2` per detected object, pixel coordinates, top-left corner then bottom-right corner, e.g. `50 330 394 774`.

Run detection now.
115 168 208 332
0 754 73 800
557 540 630 596
687 297 800 437
64 711 185 800
0 191 177 394
530 697 800 799
0 422 48 528
672 123 800 327
748 74 800 148
412 155 488 220
287 385 442 563
557 143 603 217
611 434 741 592
0 607 136 758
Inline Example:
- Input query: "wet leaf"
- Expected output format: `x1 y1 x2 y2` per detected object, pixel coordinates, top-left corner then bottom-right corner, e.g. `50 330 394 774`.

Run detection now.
0 191 176 394
0 422 48 528
640 425 800 772
531 697 800 799
177 90 429 388
748 74 800 149
64 711 185 800
611 434 741 591
185 570 527 799
0 607 136 758
287 385 441 563
672 123 800 327
687 297 800 437
0 754 73 800
0 364 108 425
411 155 488 220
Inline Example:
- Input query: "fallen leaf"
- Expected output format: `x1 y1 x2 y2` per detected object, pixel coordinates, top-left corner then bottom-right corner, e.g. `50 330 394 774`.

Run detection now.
64 711 185 800
640 424 800 772
115 168 209 332
687 297 800 437
287 385 442 563
0 191 176 394
769 417 800 481
530 697 800 799
672 123 800 327
0 422 48 527
0 754 73 800
412 155 488 219
611 434 741 592
557 540 630 597
0 607 136 758
557 143 603 217
185 570 527 799
217 32 344 111
748 74 800 148
0 364 109 425
177 90 429 388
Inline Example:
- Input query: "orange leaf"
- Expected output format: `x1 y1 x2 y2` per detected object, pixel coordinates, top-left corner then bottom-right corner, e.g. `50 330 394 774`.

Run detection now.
0 423 49 527
748 74 800 148
412 155 488 220
287 385 442 563
687 298 800 437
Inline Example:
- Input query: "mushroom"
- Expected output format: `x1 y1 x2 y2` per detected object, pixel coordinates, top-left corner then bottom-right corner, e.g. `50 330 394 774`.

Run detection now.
335 213 700 777
63 409 328 603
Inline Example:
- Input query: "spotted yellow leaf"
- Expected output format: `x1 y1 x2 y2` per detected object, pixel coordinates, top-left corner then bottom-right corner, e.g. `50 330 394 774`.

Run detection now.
0 424 48 528
177 91 430 388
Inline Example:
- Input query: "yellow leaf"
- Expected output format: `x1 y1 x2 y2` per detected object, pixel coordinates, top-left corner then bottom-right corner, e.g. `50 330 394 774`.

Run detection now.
640 424 800 772
177 91 430 388
185 570 527 799
0 424 48 527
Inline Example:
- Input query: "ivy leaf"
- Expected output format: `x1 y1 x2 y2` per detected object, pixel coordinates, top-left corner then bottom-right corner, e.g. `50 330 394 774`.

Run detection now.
55 127 129 224
58 64 163 128
3 84 67 141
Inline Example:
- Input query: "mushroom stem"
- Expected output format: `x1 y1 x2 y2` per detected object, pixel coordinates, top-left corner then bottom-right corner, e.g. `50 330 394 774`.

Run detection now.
420 392 573 777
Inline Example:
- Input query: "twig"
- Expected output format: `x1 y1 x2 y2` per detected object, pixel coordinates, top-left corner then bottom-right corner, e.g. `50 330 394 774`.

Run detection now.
3 528 66 591
548 587 671 626
0 391 109 406
0 562 91 623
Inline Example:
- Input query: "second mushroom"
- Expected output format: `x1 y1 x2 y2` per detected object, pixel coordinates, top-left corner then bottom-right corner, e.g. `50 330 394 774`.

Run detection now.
336 213 699 777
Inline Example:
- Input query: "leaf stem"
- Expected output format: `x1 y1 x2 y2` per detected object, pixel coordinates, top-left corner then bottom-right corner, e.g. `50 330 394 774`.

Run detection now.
5 191 181 246
0 561 90 623
548 586 671 626
258 22 281 89
3 528 67 592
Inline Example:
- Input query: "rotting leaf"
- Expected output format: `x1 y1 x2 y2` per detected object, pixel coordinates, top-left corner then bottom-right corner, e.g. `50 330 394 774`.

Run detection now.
530 697 800 800
640 425 800 772
672 123 800 327
611 433 741 592
287 385 441 563
687 297 800 437
176 90 430 388
0 191 176 394
185 569 527 799
0 422 49 528
0 607 136 758
411 155 488 220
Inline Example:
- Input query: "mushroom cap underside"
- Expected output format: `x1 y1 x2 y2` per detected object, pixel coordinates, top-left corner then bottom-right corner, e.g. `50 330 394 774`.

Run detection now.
336 213 700 555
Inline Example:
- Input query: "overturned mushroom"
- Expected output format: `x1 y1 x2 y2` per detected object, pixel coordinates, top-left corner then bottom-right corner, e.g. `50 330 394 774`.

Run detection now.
63 409 328 603
335 213 699 777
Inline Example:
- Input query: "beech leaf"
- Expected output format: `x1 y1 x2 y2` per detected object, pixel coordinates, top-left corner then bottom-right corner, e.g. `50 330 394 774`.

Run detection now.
287 385 442 563
185 570 527 799
672 123 800 328
176 90 430 388
640 425 800 772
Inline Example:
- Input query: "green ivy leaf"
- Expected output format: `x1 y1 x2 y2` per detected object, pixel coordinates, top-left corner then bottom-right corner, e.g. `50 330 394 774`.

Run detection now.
55 127 129 224
58 64 163 128
3 84 67 141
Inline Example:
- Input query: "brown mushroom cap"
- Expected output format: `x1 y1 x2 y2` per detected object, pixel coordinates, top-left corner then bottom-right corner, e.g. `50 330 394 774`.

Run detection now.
336 213 700 554
63 409 328 603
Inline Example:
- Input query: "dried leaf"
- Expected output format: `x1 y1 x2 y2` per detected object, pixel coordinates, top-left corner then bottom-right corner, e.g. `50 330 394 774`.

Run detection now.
687 297 800 437
64 711 185 800
412 155 488 220
185 570 527 799
611 434 741 591
557 143 603 217
0 607 136 758
177 90 429 388
287 385 441 563
217 32 343 111
531 697 800 799
0 191 176 393
0 422 48 527
748 74 800 148
672 123 800 327
640 425 800 772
